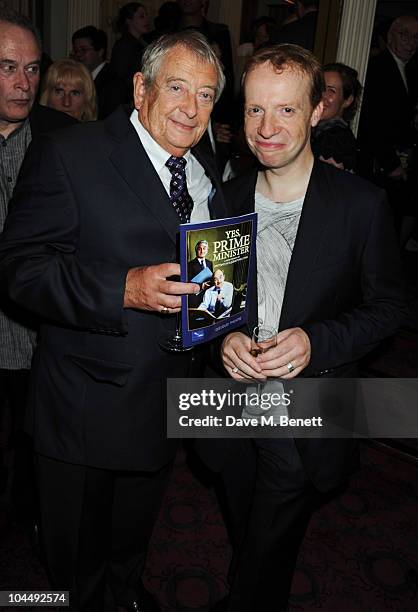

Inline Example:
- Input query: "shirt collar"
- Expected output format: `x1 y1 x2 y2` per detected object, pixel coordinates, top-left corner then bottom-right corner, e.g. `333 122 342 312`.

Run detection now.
0 117 30 142
129 109 191 171
388 46 407 68
91 61 107 80
388 47 408 88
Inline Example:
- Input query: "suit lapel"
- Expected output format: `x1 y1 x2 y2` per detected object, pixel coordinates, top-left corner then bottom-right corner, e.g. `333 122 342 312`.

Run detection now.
279 161 332 329
107 108 180 245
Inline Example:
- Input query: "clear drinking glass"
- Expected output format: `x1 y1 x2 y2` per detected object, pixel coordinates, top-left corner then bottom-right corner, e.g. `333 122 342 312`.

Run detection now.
251 325 277 357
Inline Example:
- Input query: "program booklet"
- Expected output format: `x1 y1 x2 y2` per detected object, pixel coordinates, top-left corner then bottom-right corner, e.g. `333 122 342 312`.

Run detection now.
180 212 257 347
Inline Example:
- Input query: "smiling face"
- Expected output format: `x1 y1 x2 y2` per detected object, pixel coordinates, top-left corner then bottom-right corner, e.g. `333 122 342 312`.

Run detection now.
213 270 224 288
134 45 218 157
244 61 322 172
196 241 208 258
0 22 41 136
321 70 353 121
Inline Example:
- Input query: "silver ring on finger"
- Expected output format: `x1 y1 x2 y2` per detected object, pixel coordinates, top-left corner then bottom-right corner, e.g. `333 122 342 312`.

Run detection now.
286 361 295 373
160 306 170 314
232 366 240 374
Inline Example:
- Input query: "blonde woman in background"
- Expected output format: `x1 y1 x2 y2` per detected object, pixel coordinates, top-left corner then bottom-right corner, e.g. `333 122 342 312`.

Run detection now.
40 59 97 121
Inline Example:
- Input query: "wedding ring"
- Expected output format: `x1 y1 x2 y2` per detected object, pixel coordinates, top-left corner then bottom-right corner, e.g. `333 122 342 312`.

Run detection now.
286 361 295 373
160 306 170 314
232 367 239 373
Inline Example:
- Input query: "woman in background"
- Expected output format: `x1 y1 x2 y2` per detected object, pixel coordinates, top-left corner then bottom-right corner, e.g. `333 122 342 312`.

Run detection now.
110 2 149 99
40 59 97 122
312 62 362 172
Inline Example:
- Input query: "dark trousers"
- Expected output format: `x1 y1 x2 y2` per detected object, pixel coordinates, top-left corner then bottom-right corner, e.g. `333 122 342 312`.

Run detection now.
36 453 171 611
228 439 320 612
0 368 35 518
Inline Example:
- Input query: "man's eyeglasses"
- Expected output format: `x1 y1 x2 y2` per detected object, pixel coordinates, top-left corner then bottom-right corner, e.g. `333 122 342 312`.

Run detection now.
73 47 95 55
394 30 418 44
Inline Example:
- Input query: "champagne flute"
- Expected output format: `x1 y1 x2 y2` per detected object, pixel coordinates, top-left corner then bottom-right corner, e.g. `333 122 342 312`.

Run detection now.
159 311 193 353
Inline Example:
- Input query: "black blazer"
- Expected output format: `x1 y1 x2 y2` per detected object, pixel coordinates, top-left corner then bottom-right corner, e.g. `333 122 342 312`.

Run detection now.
109 33 146 100
207 161 406 490
187 257 213 281
29 103 77 137
94 64 128 119
0 106 227 471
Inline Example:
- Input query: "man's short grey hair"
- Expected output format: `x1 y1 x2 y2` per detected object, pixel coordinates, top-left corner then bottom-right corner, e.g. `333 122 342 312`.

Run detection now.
195 240 209 253
141 30 225 102
0 8 42 50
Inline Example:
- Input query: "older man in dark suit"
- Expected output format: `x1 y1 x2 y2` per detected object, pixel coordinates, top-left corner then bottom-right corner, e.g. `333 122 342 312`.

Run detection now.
187 239 213 307
359 15 418 180
0 30 226 612
213 43 405 612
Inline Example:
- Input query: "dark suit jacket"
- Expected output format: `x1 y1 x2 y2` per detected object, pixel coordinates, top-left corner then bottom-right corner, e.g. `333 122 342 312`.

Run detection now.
94 63 128 119
109 33 146 101
187 257 213 281
358 48 417 177
187 257 214 308
29 103 77 137
200 160 406 490
0 106 227 472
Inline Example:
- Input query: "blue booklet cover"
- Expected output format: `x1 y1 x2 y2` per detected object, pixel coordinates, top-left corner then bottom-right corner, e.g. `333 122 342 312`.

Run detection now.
180 212 257 348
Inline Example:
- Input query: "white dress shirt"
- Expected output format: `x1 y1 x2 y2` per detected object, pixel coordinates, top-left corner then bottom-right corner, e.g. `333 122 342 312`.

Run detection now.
388 47 408 91
130 110 212 222
91 62 107 81
198 282 234 314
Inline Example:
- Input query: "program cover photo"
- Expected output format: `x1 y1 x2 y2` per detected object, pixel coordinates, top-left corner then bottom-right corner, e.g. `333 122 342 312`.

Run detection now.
180 212 257 348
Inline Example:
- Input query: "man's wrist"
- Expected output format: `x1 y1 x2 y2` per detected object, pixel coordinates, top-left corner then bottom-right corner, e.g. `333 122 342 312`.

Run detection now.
124 266 143 308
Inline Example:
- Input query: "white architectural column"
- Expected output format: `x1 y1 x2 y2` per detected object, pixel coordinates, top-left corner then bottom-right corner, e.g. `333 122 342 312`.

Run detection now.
336 0 377 134
67 0 101 54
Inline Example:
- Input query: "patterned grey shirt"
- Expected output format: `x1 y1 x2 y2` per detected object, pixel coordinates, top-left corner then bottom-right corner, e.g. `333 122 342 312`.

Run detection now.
241 191 304 424
255 191 304 331
0 120 36 369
